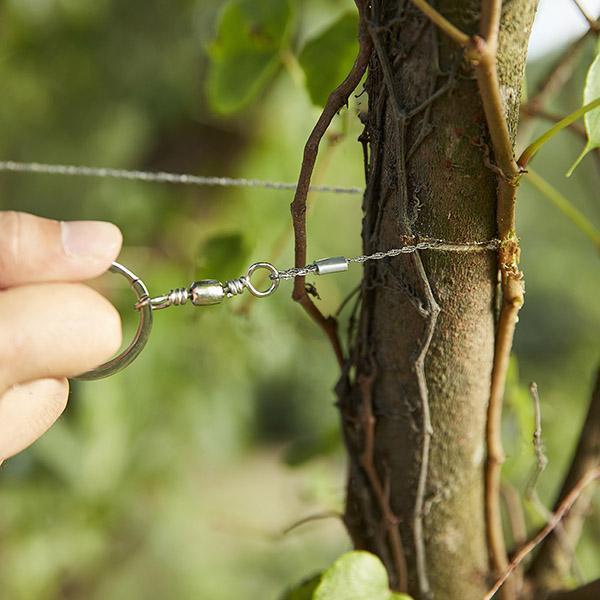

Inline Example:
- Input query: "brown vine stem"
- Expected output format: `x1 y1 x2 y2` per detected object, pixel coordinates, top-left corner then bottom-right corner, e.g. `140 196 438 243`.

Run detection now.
472 6 523 597
290 0 372 368
408 0 469 46
483 467 600 600
236 133 341 317
358 373 408 592
281 510 343 536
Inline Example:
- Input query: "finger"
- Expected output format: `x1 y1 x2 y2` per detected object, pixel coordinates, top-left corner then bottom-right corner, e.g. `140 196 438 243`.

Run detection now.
0 378 69 461
0 211 122 288
0 283 122 391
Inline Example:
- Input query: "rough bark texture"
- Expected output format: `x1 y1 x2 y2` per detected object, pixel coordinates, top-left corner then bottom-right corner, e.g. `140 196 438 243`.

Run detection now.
337 2 537 599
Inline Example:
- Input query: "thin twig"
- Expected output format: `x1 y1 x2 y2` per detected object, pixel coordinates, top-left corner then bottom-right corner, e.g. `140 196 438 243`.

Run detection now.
472 7 524 596
571 0 600 31
411 259 440 600
281 510 343 536
235 134 342 316
526 382 549 497
407 0 470 46
517 18 598 161
546 578 600 600
290 0 372 368
486 276 523 594
522 27 595 115
524 384 582 585
520 107 588 139
480 0 502 51
527 369 600 589
518 98 600 169
358 374 409 592
484 467 600 600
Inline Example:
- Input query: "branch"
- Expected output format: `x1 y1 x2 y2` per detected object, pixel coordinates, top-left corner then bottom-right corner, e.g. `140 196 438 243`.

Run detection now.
480 0 502 51
484 467 600 600
485 273 523 593
518 98 600 169
527 369 600 590
571 0 600 32
520 107 588 140
526 382 549 497
281 510 343 536
546 579 600 600
519 12 599 155
470 9 527 598
408 0 470 46
523 27 595 115
358 374 408 592
290 0 372 368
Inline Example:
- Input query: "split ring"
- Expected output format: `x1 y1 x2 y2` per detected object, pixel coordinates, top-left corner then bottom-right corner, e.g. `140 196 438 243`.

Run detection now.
75 262 153 380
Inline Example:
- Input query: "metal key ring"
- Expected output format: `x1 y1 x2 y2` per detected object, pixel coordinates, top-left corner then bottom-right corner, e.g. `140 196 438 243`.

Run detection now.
75 262 153 381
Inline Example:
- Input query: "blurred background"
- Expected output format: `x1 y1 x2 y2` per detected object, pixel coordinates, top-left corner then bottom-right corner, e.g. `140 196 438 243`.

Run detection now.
0 0 598 598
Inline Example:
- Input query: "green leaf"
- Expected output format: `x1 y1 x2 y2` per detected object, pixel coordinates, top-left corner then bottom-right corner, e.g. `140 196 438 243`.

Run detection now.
206 0 294 114
566 45 600 176
196 232 250 279
314 551 413 600
280 573 322 600
299 12 359 107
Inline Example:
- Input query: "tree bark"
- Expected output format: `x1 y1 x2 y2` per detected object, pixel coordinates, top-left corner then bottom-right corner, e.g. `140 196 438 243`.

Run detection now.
337 2 537 598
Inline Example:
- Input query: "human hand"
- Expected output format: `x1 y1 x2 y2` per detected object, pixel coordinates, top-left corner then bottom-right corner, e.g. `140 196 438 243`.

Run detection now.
0 212 123 463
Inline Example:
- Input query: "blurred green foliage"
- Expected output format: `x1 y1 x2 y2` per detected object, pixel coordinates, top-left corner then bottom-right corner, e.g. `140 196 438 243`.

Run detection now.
0 0 598 598
298 12 359 107
567 40 600 175
206 0 295 114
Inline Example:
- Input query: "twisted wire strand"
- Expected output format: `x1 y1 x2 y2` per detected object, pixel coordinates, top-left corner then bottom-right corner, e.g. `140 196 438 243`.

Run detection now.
0 159 501 289
0 160 363 195
276 238 500 280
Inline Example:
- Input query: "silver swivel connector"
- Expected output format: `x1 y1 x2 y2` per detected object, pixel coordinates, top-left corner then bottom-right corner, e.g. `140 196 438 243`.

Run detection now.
136 262 281 310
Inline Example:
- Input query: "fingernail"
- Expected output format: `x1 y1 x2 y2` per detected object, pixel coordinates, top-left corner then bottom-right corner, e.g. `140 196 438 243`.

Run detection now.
61 221 122 261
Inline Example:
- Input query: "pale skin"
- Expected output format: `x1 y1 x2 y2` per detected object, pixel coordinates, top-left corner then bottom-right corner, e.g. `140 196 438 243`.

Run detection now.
0 211 123 463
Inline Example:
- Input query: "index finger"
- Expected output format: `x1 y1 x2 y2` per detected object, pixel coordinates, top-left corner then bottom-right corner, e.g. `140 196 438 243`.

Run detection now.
0 211 122 288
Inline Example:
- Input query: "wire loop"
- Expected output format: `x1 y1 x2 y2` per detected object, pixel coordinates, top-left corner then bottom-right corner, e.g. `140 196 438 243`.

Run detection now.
75 262 153 381
245 262 280 298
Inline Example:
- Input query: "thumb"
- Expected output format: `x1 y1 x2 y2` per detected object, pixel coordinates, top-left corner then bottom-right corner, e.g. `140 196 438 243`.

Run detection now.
0 211 122 288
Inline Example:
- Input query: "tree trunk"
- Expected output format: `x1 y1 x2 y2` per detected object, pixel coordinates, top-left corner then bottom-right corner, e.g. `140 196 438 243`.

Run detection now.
337 2 537 599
